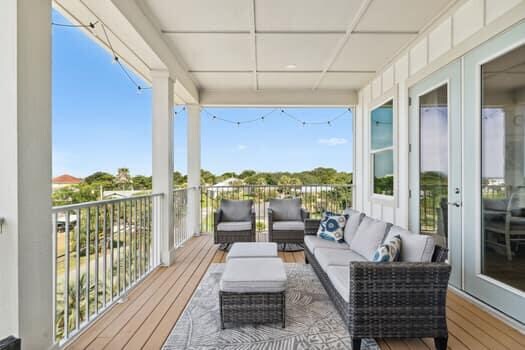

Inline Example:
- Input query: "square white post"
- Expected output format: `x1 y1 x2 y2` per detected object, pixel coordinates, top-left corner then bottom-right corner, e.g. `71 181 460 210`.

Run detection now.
152 70 176 266
186 104 202 236
0 0 53 347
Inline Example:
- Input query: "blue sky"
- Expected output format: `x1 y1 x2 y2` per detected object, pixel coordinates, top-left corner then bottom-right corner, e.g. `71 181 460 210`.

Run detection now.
53 10 353 177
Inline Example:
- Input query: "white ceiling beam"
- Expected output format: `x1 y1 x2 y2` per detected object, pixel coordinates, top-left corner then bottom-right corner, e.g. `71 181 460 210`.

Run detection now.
248 0 258 90
109 0 199 103
313 0 374 90
199 89 357 107
161 30 418 35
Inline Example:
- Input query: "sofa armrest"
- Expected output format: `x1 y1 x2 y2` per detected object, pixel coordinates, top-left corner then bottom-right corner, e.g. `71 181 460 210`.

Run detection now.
304 219 321 235
348 261 451 314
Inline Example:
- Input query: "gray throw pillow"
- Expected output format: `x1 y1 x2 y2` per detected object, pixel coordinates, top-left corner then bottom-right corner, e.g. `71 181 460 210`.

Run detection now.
220 199 252 222
269 198 302 221
342 208 365 244
350 216 392 260
385 226 436 262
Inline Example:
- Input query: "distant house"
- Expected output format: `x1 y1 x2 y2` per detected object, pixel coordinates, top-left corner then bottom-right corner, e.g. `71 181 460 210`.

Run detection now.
52 174 82 191
207 177 243 198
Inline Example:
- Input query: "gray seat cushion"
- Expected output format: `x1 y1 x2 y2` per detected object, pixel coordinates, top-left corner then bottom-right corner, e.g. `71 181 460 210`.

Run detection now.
315 248 367 270
385 226 436 262
220 199 252 222
273 221 305 231
304 235 349 254
227 242 278 261
217 221 251 232
220 258 287 293
350 216 391 260
269 198 302 221
343 208 365 245
326 266 350 302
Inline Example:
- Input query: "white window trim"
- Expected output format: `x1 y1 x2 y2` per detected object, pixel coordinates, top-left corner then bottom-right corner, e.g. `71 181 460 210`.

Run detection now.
369 88 398 206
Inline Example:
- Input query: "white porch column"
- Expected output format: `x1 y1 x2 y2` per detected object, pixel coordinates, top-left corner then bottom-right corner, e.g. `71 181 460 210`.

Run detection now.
152 70 176 266
0 1 53 348
186 104 202 236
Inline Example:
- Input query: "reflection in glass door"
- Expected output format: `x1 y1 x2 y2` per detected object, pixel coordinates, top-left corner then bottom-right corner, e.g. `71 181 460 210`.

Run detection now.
419 85 449 249
481 44 525 293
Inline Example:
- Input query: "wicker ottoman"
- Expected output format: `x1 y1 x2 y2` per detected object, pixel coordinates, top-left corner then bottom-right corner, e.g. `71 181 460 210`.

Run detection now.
226 242 278 261
219 257 287 329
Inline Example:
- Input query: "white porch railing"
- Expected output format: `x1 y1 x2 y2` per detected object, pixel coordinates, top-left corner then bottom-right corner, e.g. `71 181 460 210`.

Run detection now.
52 193 163 344
173 188 192 247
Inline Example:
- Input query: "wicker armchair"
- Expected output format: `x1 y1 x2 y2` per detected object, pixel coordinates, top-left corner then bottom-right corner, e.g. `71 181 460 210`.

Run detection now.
304 219 451 350
268 198 309 245
214 199 256 246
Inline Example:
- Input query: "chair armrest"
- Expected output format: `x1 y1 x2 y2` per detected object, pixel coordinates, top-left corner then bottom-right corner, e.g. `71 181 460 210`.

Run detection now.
301 208 310 220
348 261 451 311
214 209 222 232
304 219 321 235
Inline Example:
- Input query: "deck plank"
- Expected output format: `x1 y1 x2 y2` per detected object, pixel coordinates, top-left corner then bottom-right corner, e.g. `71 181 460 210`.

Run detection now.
66 235 205 349
65 236 525 350
101 239 216 349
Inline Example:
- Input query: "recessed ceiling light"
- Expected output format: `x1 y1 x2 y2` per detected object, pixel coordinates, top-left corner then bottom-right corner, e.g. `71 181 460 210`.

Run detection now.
285 64 297 69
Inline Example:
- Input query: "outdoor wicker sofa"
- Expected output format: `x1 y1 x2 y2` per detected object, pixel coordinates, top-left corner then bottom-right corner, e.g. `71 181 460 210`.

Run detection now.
304 209 451 350
268 198 309 246
214 199 256 246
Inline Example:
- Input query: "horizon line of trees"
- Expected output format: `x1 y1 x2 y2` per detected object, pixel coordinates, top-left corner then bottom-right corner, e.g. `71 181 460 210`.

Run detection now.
53 167 352 206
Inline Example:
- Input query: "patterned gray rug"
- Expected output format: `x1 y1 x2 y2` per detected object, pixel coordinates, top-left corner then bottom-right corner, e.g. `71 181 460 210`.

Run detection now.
163 263 379 350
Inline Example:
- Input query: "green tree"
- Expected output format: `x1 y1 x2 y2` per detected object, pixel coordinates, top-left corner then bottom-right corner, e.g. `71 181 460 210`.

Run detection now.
200 169 216 185
239 170 256 179
84 171 115 189
132 175 152 190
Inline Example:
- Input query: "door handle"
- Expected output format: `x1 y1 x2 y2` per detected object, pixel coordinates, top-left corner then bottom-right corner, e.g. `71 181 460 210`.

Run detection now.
448 201 461 207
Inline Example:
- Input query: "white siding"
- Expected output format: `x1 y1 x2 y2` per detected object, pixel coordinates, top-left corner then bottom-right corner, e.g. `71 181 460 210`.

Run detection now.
354 0 525 227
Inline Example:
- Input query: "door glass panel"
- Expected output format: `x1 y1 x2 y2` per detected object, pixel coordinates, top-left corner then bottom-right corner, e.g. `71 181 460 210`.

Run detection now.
419 85 448 248
481 44 525 291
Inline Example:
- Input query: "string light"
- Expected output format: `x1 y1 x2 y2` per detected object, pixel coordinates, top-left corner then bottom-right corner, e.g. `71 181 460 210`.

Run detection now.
201 107 352 128
52 19 151 93
52 21 98 29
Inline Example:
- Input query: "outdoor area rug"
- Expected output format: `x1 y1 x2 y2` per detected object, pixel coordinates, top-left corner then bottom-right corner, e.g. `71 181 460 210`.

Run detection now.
163 263 379 350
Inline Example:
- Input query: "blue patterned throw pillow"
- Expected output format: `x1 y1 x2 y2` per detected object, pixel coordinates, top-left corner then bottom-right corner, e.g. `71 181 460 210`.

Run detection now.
317 212 348 243
372 235 402 262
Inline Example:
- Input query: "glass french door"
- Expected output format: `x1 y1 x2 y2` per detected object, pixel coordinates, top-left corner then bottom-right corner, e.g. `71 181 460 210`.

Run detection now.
409 60 462 288
463 22 525 323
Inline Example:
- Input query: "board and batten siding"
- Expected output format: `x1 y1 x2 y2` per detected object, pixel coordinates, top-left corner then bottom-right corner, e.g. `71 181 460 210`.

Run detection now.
353 0 525 228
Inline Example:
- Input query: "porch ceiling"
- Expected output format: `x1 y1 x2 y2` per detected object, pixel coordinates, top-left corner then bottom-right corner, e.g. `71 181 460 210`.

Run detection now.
55 0 456 105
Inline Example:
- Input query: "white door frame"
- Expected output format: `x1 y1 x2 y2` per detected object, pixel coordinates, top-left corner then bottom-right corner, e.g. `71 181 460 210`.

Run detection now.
408 59 462 288
462 21 525 323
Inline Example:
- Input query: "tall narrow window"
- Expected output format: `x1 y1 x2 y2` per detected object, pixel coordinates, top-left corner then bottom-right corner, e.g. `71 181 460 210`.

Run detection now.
371 100 394 196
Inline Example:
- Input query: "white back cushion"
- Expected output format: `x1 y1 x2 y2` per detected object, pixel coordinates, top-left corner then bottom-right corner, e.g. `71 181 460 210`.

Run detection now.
385 226 435 262
350 216 391 260
342 209 365 244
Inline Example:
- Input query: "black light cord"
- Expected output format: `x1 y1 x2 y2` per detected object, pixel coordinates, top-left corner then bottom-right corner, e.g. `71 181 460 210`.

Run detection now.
201 107 351 127
53 19 151 92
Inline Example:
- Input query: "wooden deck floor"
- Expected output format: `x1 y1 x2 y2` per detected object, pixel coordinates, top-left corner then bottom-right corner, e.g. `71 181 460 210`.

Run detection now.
66 234 525 350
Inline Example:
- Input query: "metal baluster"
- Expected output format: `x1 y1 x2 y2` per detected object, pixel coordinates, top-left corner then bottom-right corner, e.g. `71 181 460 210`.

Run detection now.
64 211 70 338
52 212 58 341
131 200 139 281
102 205 107 307
94 206 99 313
75 208 81 330
123 200 127 289
86 207 90 321
110 204 114 300
117 202 121 294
